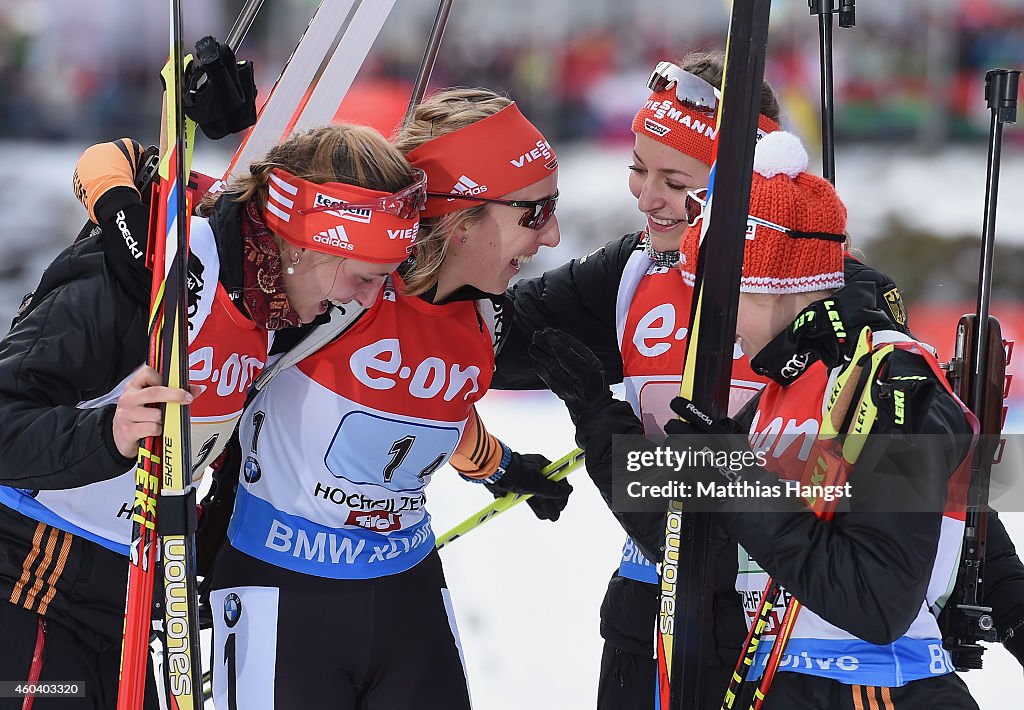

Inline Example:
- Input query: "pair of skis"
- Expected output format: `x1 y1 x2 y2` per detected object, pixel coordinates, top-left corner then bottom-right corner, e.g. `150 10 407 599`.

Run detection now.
117 2 207 706
655 2 773 708
117 1 407 706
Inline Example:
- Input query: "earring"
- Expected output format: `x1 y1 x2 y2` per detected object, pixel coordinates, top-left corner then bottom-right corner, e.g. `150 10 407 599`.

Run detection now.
286 251 301 275
460 235 467 244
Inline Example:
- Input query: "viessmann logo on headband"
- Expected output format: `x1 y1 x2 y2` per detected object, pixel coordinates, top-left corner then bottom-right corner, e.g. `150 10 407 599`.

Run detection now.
511 139 558 171
641 98 717 138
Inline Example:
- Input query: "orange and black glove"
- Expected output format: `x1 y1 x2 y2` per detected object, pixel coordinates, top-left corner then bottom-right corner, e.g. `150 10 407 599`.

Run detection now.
72 138 153 302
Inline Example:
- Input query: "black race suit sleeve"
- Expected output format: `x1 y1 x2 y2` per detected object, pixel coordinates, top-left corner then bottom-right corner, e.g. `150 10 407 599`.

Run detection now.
493 233 641 390
0 238 145 489
573 398 667 563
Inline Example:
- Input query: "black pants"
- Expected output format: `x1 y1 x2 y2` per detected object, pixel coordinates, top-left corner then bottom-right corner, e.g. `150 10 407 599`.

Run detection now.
597 641 734 710
210 545 471 710
0 601 158 710
597 643 656 709
755 671 980 710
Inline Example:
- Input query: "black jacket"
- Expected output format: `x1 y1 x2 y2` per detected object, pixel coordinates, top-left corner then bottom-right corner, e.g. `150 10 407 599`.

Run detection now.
495 232 1024 663
0 198 247 647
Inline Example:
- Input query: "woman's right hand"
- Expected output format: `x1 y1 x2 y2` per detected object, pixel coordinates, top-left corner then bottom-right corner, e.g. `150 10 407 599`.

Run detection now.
112 366 195 459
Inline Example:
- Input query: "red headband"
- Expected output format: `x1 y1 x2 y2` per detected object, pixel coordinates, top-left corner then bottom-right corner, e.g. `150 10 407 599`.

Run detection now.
262 169 420 263
631 87 781 164
407 103 557 218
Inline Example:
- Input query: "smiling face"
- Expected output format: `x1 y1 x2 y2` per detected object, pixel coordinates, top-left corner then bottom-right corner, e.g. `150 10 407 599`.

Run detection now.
279 249 399 322
435 172 561 299
628 133 712 254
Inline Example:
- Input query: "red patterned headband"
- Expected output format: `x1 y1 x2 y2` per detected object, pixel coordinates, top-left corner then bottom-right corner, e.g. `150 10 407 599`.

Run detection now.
262 168 423 263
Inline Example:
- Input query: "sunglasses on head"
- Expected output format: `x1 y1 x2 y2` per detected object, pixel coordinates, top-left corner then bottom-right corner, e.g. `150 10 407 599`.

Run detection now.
684 188 846 243
426 190 559 230
298 168 428 220
647 61 720 116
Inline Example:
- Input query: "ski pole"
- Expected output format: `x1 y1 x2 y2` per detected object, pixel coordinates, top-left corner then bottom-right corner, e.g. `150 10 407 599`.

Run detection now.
224 0 266 52
403 0 456 127
940 67 1019 671
435 447 584 549
807 0 855 184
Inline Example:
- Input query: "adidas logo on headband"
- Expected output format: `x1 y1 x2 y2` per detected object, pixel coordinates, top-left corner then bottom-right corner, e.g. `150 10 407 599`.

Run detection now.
452 175 488 196
312 226 353 251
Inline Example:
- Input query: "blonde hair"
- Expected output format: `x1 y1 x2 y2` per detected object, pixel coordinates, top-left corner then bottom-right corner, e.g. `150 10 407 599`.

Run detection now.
201 123 418 222
392 88 513 295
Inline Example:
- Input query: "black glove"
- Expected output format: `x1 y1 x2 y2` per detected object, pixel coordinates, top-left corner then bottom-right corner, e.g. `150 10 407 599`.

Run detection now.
665 395 746 438
484 450 572 522
184 36 258 140
529 328 613 423
661 396 757 505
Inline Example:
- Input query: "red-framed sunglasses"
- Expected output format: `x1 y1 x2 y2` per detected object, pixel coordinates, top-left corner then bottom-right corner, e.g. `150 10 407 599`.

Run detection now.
426 190 559 230
298 169 428 220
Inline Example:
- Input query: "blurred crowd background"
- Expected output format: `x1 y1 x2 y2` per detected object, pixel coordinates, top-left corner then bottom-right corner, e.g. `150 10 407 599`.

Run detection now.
1 0 1023 146
0 0 1022 418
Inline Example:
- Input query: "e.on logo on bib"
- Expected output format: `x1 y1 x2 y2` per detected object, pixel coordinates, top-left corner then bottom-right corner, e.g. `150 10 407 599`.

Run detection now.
747 409 820 468
189 346 265 405
350 338 481 403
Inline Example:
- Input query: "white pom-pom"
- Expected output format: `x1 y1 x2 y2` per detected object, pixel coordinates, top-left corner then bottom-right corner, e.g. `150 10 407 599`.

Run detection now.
752 131 808 179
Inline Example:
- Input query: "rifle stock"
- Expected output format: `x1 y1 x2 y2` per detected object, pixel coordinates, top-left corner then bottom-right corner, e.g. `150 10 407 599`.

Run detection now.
941 314 1008 669
939 67 1019 671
